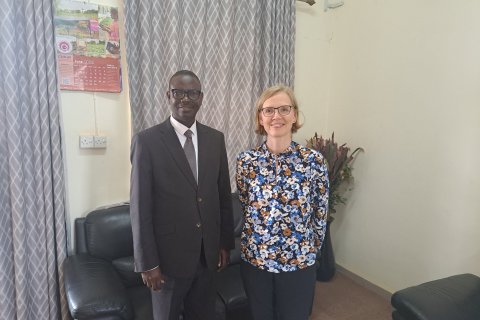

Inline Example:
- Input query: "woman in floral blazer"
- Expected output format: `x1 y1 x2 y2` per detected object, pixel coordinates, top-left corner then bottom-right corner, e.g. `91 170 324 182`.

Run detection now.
236 85 329 320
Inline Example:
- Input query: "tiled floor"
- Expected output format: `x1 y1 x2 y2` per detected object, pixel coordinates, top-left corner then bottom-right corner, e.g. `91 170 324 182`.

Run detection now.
311 272 393 320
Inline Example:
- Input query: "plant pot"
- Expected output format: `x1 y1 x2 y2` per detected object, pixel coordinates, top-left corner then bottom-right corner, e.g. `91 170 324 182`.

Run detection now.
316 221 335 281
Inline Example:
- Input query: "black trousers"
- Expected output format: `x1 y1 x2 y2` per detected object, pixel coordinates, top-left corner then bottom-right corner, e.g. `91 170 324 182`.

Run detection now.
240 261 316 320
151 249 215 320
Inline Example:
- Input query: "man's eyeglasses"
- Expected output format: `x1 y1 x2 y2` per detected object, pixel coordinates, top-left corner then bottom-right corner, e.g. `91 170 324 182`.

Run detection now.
170 89 202 101
260 105 293 117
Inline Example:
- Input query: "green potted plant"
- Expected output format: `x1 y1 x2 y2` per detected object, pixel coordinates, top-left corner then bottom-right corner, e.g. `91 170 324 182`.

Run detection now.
307 132 363 221
306 132 363 281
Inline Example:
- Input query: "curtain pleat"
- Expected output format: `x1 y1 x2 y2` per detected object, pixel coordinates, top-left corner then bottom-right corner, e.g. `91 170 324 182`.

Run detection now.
0 0 68 319
125 0 296 185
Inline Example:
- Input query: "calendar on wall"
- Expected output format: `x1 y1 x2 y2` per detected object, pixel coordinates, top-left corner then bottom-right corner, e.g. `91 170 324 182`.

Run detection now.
54 0 121 93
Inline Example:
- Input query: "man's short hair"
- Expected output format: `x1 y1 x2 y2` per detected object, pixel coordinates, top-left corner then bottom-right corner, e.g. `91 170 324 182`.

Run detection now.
169 70 201 88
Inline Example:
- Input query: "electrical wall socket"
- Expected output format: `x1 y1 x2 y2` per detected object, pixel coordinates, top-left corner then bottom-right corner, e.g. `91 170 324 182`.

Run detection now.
93 135 107 149
79 135 94 149
79 135 107 149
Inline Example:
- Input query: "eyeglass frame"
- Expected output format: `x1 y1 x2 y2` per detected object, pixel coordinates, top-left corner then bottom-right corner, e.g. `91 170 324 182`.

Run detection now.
259 105 293 117
170 89 203 101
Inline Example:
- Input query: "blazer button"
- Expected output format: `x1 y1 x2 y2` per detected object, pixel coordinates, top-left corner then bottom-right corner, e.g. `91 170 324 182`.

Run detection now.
197 197 202 202
196 222 202 228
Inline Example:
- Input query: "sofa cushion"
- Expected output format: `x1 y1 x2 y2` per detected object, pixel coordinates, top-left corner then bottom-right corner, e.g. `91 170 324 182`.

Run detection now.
64 254 133 319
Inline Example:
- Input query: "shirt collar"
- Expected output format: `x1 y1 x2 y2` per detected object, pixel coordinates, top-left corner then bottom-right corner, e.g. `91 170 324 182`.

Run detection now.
170 116 198 137
261 141 297 157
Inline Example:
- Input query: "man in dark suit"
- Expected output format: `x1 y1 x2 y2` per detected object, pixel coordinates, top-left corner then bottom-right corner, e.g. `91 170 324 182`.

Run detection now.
130 70 234 320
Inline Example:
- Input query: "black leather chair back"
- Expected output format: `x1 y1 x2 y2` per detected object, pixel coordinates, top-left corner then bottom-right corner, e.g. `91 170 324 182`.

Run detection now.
232 193 244 237
230 193 244 264
76 204 142 288
84 204 133 261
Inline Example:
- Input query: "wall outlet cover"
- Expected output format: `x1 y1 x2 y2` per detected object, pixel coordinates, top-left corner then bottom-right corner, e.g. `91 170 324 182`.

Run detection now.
79 135 94 149
93 135 107 148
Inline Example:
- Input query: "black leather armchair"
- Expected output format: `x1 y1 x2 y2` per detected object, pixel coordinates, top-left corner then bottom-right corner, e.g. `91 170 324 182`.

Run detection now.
64 194 251 320
391 273 480 320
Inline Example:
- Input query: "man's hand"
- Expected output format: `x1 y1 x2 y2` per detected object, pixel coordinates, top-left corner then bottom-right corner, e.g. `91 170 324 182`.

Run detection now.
217 249 230 271
141 267 166 291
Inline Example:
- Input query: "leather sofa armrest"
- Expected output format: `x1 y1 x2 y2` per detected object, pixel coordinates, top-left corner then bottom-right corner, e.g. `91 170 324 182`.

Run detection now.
64 254 133 320
215 264 248 312
391 273 480 320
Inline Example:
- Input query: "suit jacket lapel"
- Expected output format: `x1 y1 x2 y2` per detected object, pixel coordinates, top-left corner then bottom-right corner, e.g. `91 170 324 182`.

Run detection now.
197 123 209 188
159 119 197 189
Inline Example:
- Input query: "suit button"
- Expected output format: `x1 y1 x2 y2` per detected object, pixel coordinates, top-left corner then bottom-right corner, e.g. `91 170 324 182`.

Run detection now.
196 223 201 228
197 197 202 202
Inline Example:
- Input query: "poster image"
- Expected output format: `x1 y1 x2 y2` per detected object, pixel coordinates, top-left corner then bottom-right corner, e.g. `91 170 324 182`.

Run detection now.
54 0 122 93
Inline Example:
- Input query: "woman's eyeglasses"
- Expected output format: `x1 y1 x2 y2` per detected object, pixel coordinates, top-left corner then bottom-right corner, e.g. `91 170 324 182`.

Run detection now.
260 105 293 117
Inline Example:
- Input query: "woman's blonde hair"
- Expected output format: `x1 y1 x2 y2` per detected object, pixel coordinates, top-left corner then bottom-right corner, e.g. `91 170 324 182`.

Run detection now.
254 85 302 135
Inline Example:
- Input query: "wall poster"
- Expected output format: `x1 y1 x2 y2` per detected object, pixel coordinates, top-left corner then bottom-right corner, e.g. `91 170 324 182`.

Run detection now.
54 0 121 93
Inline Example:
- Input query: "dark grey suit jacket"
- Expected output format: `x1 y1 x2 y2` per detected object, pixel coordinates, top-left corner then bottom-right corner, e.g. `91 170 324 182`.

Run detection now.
130 118 234 278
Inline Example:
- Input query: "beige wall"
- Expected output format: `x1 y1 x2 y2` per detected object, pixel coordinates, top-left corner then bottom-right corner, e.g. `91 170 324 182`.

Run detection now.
295 0 480 293
294 3 332 139
60 0 130 252
61 0 480 292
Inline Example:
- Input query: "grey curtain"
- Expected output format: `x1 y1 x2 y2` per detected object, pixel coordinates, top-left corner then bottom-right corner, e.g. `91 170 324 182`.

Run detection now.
124 0 295 183
0 0 68 319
